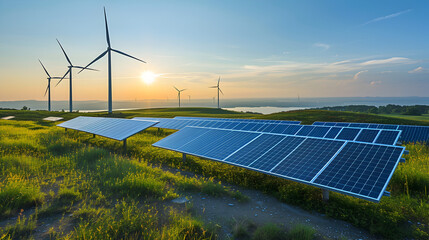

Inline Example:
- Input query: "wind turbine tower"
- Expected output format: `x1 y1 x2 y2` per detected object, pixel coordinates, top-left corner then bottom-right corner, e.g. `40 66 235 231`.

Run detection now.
79 7 146 114
39 60 62 111
56 39 98 112
174 86 186 107
209 77 223 108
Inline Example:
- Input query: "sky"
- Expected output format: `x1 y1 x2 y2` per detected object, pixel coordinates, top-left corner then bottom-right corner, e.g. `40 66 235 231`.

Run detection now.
0 0 428 101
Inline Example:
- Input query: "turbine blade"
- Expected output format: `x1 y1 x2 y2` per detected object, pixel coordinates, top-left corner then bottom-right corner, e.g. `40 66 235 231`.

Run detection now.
44 85 49 96
174 86 179 91
111 49 146 63
209 86 217 88
219 88 224 95
73 66 99 71
38 59 51 77
56 39 72 66
51 77 63 79
56 69 70 87
218 76 220 86
78 50 108 73
104 7 111 48
180 89 186 92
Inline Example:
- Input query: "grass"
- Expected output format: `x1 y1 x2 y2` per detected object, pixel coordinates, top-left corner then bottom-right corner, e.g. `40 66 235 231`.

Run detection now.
0 108 428 239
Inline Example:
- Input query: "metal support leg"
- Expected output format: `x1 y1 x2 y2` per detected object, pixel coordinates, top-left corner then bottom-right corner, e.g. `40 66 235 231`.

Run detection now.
322 189 329 202
123 139 127 152
93 134 96 138
182 153 186 161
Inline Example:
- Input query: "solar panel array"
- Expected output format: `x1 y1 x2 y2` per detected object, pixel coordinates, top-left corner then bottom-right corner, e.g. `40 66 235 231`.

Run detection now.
57 116 158 141
134 117 401 145
313 121 429 143
153 126 405 202
173 116 301 124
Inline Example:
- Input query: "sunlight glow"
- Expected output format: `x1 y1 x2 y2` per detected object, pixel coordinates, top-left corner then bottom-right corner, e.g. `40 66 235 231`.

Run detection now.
141 71 158 85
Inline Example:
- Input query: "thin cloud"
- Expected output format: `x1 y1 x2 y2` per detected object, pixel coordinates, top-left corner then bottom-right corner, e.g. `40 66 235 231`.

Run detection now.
360 57 411 66
408 66 424 73
353 70 368 80
370 81 382 86
314 43 330 50
364 9 412 25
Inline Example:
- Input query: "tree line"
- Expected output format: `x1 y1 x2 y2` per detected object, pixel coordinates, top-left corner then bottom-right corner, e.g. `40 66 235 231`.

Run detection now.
316 104 429 116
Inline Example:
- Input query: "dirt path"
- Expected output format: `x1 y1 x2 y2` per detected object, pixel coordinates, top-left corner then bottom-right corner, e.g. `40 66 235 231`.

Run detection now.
180 185 377 240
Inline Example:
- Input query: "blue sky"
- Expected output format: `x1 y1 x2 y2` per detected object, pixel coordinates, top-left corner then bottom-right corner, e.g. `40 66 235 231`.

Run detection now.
0 0 428 101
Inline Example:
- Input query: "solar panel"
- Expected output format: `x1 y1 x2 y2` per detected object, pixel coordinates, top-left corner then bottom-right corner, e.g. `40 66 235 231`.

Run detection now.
270 138 345 181
324 127 342 139
313 121 429 143
313 142 404 201
153 126 405 202
336 128 361 141
224 134 286 166
57 116 158 141
248 136 306 171
374 130 401 145
135 117 400 145
354 129 379 143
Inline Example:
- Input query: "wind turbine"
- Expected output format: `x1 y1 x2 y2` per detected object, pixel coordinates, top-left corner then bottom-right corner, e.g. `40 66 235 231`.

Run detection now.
174 86 186 107
79 7 146 114
55 39 98 112
209 77 223 108
39 59 62 111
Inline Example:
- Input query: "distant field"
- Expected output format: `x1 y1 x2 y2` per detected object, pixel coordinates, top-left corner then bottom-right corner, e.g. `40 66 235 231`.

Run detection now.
0 108 428 239
379 113 429 123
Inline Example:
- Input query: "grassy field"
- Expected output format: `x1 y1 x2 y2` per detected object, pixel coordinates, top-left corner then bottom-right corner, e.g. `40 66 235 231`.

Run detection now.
379 113 429 124
0 108 428 239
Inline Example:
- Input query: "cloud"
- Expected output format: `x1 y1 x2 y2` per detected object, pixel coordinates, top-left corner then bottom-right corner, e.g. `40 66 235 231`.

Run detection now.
370 81 382 86
360 57 411 66
364 9 412 25
313 43 330 50
408 66 424 73
353 70 368 80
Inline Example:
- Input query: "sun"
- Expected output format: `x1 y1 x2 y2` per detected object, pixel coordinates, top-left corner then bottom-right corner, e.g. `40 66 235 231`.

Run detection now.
141 71 157 85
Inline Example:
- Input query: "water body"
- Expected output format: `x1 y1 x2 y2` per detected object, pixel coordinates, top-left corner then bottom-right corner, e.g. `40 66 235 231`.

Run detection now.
224 107 310 114
1 97 429 114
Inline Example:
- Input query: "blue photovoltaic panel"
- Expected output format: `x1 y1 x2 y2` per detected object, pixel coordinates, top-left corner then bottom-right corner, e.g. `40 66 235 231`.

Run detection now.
374 130 400 145
153 126 405 202
224 134 286 166
397 126 429 143
335 122 350 127
307 126 331 137
270 138 345 181
155 128 260 161
313 142 404 201
354 129 379 143
282 125 303 135
270 124 290 134
296 126 314 136
248 136 306 171
324 127 342 139
336 128 361 141
152 127 211 150
57 116 158 141
311 121 429 143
